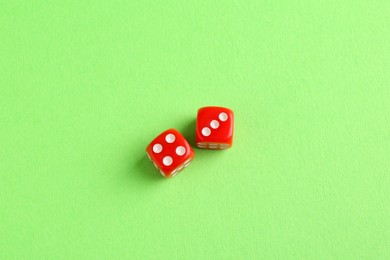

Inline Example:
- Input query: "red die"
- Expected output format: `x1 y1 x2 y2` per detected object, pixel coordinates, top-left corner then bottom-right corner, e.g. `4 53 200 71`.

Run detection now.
146 129 195 178
196 106 234 149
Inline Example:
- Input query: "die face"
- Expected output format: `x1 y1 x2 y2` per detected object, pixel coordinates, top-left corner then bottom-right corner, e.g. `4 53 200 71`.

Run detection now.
146 129 194 177
196 106 234 149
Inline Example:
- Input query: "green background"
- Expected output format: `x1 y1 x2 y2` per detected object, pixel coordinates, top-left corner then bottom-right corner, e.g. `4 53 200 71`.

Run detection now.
1 1 389 259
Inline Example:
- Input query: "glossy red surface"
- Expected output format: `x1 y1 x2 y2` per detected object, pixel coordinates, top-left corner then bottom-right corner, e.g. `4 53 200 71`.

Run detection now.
146 129 194 178
195 106 234 149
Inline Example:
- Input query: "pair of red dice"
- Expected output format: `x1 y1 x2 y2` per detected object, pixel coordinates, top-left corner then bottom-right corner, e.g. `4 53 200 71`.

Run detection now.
146 106 234 178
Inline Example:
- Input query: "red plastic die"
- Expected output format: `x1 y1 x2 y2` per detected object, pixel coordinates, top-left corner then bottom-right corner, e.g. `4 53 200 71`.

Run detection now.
146 129 195 178
196 106 234 149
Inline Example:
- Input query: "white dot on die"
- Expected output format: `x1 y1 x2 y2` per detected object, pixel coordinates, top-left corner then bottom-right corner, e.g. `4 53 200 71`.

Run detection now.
176 146 186 156
165 133 176 143
152 143 163 153
219 112 228 121
163 156 173 166
210 120 219 129
202 127 211 136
